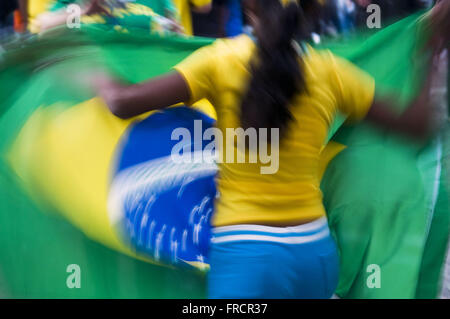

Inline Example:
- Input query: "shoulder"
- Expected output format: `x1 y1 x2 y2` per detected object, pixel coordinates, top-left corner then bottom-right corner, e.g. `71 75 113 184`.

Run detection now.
303 46 368 84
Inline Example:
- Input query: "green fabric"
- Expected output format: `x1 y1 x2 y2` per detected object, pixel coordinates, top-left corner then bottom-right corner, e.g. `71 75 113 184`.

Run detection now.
319 13 449 298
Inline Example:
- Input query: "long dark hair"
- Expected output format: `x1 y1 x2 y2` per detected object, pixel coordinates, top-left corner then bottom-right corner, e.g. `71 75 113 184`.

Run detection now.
241 0 306 141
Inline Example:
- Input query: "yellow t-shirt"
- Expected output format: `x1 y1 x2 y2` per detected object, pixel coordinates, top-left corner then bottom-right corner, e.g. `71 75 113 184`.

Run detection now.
173 0 211 35
28 0 54 33
174 35 375 227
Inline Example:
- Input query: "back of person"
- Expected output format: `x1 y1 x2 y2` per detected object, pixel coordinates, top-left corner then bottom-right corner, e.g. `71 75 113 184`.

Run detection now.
175 33 375 228
174 21 374 295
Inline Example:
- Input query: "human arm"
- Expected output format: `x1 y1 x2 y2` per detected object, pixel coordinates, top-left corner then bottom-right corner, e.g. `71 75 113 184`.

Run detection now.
94 71 190 119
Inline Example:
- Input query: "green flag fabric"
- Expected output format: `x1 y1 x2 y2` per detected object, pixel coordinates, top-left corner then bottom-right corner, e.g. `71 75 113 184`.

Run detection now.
318 14 449 298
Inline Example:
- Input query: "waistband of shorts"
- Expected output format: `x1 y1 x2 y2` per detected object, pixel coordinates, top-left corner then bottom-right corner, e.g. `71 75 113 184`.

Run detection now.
210 217 330 245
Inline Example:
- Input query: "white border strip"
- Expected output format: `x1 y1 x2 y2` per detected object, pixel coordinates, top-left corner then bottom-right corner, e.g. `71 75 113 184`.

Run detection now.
211 228 330 245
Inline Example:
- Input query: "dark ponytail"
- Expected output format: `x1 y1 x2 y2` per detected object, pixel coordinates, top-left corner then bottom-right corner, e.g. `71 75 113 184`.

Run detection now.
241 0 306 141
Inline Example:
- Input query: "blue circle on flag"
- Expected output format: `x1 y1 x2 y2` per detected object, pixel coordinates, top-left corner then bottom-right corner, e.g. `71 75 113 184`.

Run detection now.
109 106 217 268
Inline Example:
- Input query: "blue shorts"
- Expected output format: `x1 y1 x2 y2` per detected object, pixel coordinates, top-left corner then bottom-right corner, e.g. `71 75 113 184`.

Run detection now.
208 217 339 299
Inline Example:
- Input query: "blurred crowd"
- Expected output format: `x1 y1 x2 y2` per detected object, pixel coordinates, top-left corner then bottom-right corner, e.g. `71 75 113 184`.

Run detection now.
0 0 436 42
193 0 434 40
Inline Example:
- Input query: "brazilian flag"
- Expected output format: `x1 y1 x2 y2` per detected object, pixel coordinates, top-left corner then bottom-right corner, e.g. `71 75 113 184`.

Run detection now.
0 12 448 298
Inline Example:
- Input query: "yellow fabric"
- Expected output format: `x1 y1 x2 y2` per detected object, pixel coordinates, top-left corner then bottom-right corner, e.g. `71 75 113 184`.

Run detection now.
28 0 54 33
318 141 346 180
175 35 375 227
281 0 297 6
28 0 53 20
173 0 211 35
8 99 131 252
